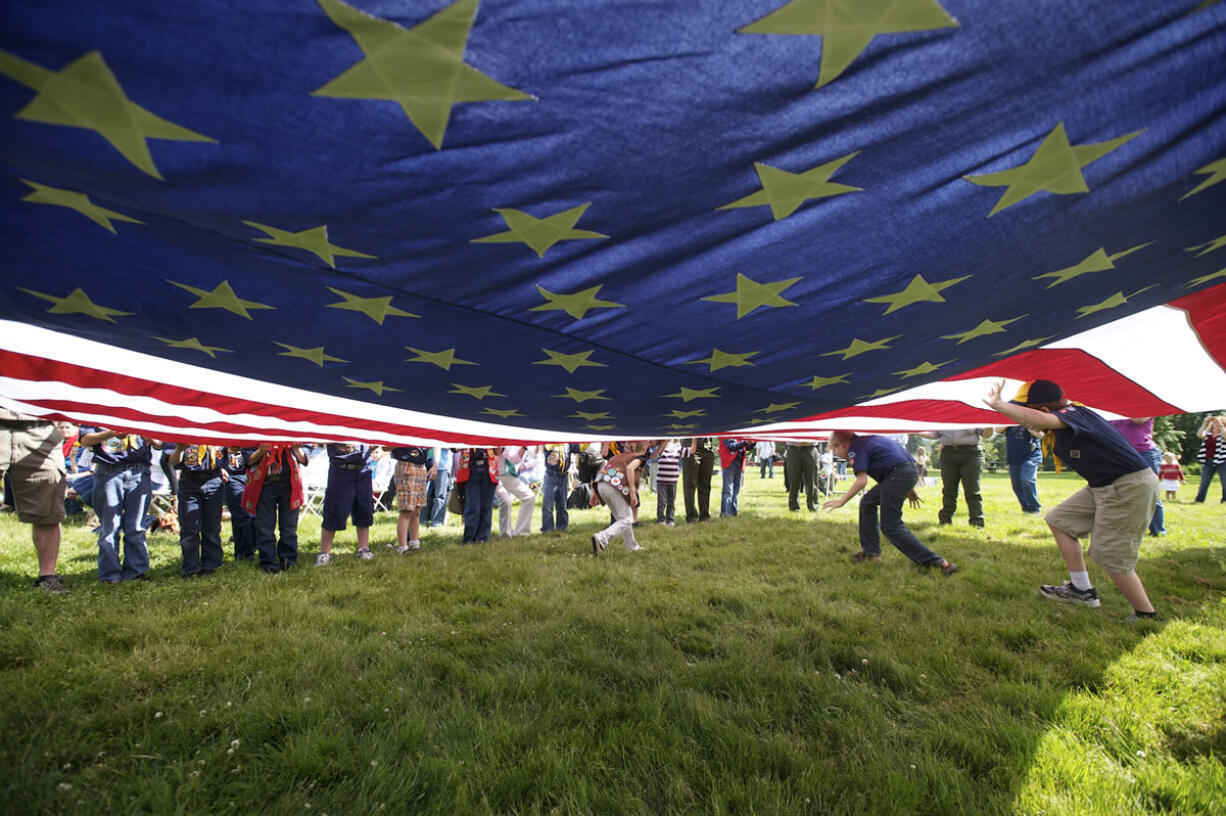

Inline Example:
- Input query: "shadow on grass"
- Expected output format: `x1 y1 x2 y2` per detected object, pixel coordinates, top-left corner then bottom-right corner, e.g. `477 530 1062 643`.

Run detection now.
0 503 1222 815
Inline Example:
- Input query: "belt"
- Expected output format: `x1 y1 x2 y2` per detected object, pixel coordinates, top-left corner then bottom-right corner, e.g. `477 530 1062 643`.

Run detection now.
943 444 980 449
332 463 366 471
95 461 145 471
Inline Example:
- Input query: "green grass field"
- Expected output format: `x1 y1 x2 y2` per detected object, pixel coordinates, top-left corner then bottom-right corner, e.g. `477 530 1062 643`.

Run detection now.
1 472 1223 815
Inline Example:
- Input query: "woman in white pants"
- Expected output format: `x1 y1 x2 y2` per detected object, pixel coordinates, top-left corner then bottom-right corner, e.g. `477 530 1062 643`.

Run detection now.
497 446 536 538
591 449 650 555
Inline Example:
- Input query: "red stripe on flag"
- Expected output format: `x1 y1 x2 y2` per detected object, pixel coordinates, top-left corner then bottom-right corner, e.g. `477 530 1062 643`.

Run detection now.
1171 282 1226 373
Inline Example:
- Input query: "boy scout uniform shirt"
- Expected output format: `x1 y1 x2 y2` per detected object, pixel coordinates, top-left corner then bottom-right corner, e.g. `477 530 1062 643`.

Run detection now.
846 435 913 482
1050 406 1149 487
390 447 432 466
327 443 371 470
82 427 152 466
221 446 256 475
178 444 223 475
543 443 576 474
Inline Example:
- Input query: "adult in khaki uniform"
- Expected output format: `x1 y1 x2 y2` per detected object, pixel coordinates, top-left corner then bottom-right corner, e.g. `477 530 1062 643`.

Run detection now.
0 409 68 593
920 428 993 527
680 437 715 523
785 441 819 511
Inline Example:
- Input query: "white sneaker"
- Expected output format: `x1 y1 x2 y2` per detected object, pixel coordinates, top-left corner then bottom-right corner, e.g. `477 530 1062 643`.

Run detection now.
314 552 332 566
407 539 421 552
665 521 675 527
357 547 374 561
395 544 410 555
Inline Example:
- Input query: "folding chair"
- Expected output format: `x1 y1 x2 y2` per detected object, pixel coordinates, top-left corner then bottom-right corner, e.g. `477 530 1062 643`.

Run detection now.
371 458 395 513
299 454 330 516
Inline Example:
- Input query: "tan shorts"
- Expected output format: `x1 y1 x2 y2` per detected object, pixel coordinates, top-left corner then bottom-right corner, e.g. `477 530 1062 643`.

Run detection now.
395 461 428 510
1045 468 1158 574
0 421 67 526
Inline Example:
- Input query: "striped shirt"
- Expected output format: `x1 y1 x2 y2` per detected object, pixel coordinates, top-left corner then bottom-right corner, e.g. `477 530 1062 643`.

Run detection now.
655 444 681 484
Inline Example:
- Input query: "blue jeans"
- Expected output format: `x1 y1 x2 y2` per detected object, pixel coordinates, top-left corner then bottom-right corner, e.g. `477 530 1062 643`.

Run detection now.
462 478 494 543
760 459 774 478
254 477 299 570
94 463 151 582
421 469 452 526
1139 447 1165 534
720 460 743 517
1008 453 1042 514
1195 459 1226 503
859 463 944 566
540 470 568 532
224 473 257 560
179 472 224 576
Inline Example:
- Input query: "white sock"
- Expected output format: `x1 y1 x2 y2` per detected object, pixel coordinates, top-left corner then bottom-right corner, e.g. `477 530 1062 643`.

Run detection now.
1069 571 1092 591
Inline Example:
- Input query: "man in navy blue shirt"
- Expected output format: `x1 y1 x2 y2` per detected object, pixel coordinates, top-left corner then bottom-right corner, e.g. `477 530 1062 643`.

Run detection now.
316 443 374 565
984 379 1159 621
823 431 957 575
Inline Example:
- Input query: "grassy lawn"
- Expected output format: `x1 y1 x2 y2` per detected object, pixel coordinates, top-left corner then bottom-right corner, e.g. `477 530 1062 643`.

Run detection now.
1 471 1223 815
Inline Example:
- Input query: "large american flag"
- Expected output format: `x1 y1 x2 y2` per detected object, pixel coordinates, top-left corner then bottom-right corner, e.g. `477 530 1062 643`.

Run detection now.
2 0 1224 445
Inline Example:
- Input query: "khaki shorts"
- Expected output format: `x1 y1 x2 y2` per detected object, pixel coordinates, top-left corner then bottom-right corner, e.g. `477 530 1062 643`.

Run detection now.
0 421 67 526
1045 468 1158 574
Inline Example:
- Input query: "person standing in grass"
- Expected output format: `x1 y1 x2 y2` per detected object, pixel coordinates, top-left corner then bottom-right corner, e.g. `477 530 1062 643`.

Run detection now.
1 410 69 594
680 436 715 523
591 447 651 555
170 442 226 579
1108 417 1165 536
242 442 308 574
655 439 681 526
983 379 1160 621
1003 424 1044 515
390 445 433 554
823 431 957 576
1158 452 1185 502
540 442 578 533
316 443 375 565
79 425 154 583
718 437 749 517
455 447 499 544
220 445 258 562
1193 415 1226 503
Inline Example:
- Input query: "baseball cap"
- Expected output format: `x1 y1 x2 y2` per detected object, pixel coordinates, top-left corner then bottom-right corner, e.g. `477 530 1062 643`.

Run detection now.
1010 379 1063 405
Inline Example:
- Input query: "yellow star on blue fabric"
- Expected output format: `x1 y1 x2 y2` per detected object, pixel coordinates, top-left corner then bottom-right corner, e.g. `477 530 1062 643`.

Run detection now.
893 360 953 379
168 280 274 320
942 316 1025 344
1188 233 1226 258
754 402 800 415
1075 287 1153 319
344 378 401 396
719 153 862 220
1181 157 1226 200
684 348 759 372
737 0 958 88
964 123 1142 216
243 222 375 268
0 49 215 179
154 336 232 358
530 285 624 320
804 373 850 390
552 387 609 404
1187 270 1226 288
481 407 524 419
18 287 132 322
533 349 607 374
275 342 349 367
405 347 477 371
991 337 1054 357
448 383 505 400
569 411 612 421
662 387 720 402
312 0 533 149
863 274 969 314
1034 244 1152 289
662 409 706 419
327 288 418 323
701 273 801 319
821 336 900 360
473 204 608 257
861 387 902 399
20 180 143 232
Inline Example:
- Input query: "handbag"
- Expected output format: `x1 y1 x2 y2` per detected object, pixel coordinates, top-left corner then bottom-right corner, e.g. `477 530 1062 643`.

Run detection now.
448 483 464 515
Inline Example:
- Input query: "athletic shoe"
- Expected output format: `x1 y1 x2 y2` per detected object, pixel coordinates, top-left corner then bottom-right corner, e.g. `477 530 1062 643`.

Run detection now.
1039 582 1100 608
851 551 882 563
314 552 332 567
357 547 374 561
591 534 605 555
406 540 421 552
939 560 958 577
1128 609 1163 624
34 574 69 595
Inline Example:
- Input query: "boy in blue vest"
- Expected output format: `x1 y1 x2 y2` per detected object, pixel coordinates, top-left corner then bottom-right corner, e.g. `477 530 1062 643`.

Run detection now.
983 379 1160 621
315 443 374 565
